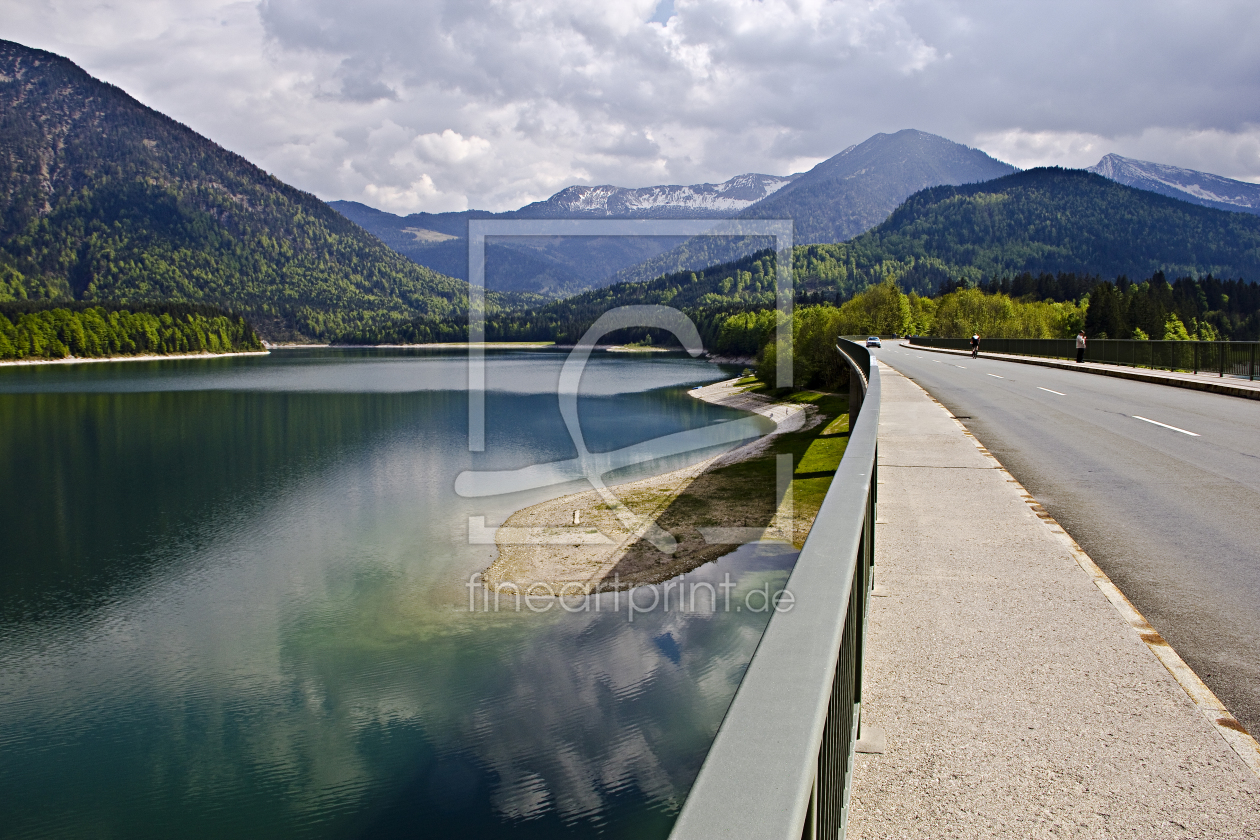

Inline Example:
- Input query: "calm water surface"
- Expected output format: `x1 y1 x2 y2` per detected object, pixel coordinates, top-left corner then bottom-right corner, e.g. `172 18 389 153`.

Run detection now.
0 349 794 839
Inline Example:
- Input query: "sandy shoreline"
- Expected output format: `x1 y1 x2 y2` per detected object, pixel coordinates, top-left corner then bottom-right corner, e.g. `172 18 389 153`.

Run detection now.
0 349 270 368
481 378 821 594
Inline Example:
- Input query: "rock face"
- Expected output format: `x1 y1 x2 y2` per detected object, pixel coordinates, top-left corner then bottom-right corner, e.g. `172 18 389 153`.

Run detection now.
1088 153 1260 216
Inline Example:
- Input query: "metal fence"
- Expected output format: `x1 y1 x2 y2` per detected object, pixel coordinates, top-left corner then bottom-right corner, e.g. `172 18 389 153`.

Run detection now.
669 339 879 840
909 336 1260 380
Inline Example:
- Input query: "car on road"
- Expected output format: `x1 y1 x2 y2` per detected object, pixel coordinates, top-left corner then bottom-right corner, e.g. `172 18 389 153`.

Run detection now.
866 336 882 348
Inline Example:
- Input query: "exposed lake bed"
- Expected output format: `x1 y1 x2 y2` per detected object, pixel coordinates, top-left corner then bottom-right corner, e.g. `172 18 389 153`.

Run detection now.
483 378 833 595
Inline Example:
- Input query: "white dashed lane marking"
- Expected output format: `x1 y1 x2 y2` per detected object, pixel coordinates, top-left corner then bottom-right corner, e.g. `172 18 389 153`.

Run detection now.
1038 387 1066 395
1133 416 1200 437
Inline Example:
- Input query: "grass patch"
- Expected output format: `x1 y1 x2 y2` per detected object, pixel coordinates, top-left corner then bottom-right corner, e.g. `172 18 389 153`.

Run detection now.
613 386 850 581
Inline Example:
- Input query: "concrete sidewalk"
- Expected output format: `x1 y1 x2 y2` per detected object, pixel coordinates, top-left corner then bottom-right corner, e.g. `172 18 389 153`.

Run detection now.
903 341 1260 400
847 364 1260 838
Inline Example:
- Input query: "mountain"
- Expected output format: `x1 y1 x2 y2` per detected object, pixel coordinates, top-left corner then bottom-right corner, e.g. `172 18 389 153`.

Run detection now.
598 130 1019 288
1088 154 1260 216
332 130 1016 297
0 40 467 340
834 167 1260 288
327 200 685 297
740 129 1017 244
514 173 797 218
328 172 795 297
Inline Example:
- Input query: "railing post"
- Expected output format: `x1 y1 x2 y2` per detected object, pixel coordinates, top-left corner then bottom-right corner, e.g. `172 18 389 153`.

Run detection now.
1194 342 1198 374
1220 342 1226 377
1251 343 1256 381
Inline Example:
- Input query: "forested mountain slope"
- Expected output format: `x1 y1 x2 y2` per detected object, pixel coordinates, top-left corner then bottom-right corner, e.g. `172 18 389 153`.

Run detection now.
842 167 1260 285
0 40 466 340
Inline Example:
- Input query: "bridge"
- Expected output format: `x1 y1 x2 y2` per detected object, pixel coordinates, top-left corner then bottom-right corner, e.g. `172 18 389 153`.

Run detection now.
666 339 1260 838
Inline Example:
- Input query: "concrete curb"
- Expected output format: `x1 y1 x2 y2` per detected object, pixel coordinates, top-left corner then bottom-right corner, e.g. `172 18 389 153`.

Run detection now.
908 377 1260 780
902 342 1260 401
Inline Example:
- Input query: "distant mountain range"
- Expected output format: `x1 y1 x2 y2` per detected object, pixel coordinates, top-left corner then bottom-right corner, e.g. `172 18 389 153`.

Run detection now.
329 172 801 297
334 129 1017 296
0 39 466 341
356 167 1260 347
1088 153 1260 216
338 139 1260 301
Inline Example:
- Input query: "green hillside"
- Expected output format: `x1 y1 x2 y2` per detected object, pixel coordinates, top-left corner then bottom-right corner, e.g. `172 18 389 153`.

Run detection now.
0 40 468 341
342 250 783 348
845 167 1260 285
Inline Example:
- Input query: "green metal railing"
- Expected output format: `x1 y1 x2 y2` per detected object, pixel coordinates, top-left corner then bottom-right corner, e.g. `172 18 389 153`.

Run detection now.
669 339 878 840
908 336 1259 380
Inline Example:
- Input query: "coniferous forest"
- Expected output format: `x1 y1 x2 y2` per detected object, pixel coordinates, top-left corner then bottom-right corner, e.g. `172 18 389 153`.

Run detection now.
0 301 263 360
0 40 474 342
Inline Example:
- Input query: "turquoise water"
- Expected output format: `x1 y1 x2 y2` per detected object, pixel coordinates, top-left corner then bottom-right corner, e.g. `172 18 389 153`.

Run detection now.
0 349 795 839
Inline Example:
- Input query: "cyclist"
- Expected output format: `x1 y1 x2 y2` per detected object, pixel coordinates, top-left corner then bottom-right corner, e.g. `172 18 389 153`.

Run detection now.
970 333 980 359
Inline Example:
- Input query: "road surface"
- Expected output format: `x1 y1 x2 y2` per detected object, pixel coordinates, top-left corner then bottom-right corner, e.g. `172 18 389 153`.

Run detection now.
877 343 1260 735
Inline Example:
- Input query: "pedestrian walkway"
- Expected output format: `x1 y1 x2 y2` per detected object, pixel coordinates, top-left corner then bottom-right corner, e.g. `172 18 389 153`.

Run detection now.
847 364 1260 838
905 342 1260 400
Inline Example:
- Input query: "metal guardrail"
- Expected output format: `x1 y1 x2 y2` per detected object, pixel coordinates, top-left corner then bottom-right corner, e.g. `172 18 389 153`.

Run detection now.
669 338 879 840
909 336 1259 380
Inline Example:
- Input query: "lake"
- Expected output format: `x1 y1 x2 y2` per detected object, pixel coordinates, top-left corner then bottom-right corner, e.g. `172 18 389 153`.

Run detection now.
0 348 795 839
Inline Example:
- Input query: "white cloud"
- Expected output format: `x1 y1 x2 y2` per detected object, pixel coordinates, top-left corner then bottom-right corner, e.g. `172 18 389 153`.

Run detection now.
973 129 1109 170
4 0 1260 211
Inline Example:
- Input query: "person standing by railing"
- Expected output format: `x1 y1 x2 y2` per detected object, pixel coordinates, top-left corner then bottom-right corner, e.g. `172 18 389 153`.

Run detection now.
1076 330 1087 363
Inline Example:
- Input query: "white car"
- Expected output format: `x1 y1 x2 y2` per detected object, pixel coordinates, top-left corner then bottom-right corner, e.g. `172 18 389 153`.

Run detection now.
866 336 882 348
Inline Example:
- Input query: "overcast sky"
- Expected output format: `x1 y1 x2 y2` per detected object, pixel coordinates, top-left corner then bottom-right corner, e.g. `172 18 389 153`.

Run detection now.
5 0 1260 213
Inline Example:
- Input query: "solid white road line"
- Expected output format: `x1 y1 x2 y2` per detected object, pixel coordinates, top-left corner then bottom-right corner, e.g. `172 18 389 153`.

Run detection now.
1133 415 1200 437
1038 387 1066 395
986 373 1003 379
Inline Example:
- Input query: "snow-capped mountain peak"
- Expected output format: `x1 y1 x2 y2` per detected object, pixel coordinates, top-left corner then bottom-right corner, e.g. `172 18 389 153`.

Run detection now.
518 172 797 219
1087 153 1260 215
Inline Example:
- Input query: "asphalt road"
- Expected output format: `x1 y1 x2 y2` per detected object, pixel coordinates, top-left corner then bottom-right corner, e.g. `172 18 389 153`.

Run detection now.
876 344 1260 735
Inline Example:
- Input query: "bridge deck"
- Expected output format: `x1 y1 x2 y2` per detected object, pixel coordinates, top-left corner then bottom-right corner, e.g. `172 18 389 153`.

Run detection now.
847 364 1260 838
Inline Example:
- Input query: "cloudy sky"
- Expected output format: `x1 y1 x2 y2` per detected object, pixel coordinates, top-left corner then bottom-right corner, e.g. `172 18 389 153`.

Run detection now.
5 0 1260 213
